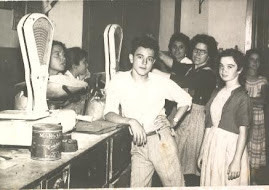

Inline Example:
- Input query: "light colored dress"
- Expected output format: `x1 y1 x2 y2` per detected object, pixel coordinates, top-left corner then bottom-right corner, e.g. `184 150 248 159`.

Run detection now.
246 76 268 169
200 87 249 186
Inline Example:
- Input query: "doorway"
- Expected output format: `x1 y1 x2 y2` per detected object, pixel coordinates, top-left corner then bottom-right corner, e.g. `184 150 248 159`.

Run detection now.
82 0 160 73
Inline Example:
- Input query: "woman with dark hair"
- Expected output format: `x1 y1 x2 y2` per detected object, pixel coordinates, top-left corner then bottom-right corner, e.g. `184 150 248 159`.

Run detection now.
198 49 251 186
65 47 90 80
245 49 268 185
15 40 68 109
47 46 89 113
168 32 191 59
48 40 67 76
167 34 217 185
165 32 192 66
153 32 192 77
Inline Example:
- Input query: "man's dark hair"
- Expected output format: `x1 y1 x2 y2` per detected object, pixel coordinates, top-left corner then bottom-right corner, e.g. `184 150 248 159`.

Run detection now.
131 35 159 58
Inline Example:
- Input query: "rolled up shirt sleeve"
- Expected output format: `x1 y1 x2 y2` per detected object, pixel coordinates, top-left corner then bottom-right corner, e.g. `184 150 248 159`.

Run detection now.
166 78 192 110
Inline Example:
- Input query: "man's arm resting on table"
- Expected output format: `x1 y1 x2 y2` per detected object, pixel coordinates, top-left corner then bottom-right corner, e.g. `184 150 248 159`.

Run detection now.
104 112 147 145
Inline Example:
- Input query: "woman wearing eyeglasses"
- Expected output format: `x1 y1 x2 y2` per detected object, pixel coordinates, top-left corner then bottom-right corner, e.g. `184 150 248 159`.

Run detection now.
168 34 218 185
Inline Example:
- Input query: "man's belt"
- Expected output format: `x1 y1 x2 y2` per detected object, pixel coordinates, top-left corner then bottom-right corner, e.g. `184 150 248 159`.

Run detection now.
146 125 170 136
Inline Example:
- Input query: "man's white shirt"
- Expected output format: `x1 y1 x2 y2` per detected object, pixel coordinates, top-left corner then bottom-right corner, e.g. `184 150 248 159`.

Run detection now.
104 71 192 133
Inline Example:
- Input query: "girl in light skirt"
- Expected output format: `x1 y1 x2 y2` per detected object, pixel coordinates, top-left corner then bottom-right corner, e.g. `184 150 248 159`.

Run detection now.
198 49 251 186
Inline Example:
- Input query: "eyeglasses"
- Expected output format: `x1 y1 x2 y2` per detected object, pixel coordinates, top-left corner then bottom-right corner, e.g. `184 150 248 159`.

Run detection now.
193 48 208 55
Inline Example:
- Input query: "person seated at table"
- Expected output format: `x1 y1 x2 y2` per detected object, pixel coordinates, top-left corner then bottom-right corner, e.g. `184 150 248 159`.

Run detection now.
15 40 88 113
46 44 89 113
48 40 67 76
15 40 67 109
47 42 88 100
65 47 91 81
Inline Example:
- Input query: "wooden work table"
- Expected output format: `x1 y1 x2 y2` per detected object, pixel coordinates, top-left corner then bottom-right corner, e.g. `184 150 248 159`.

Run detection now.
0 122 131 189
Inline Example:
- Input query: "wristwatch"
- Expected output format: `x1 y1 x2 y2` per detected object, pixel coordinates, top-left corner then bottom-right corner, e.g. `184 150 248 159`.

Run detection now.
172 117 179 126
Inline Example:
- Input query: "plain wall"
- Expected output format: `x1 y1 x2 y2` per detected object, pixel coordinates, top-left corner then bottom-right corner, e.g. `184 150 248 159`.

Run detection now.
0 9 19 48
48 0 83 48
208 0 247 52
0 0 248 52
159 0 175 51
181 0 247 52
181 0 209 39
0 1 84 49
49 0 175 51
48 0 248 52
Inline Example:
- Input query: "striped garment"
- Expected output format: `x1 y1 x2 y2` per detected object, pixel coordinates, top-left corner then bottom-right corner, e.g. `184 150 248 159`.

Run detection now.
246 76 268 169
174 103 205 176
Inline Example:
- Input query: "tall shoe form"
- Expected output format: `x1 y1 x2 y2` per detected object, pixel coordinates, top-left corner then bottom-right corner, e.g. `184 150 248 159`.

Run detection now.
104 24 123 89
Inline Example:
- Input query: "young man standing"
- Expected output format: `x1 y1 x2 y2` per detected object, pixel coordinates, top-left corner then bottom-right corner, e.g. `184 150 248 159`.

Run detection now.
104 36 192 187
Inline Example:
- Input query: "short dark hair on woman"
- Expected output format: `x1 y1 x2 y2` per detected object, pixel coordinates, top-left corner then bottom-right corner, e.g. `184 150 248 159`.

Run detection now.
190 34 218 61
66 47 87 70
218 48 245 71
245 48 263 75
168 32 190 53
131 35 159 58
245 48 262 64
217 48 246 87
52 40 66 52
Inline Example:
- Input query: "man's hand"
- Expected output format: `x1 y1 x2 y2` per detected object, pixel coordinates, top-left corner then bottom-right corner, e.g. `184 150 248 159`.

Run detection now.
128 119 147 146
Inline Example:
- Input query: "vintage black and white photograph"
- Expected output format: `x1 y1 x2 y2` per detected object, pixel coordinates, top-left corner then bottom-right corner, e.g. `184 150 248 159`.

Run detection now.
0 0 268 189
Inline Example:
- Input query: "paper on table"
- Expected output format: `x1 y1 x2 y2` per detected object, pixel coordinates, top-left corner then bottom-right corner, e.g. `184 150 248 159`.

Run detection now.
0 159 17 170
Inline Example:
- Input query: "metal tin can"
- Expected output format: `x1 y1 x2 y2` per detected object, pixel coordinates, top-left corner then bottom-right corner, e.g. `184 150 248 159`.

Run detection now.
62 139 78 152
31 123 62 161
